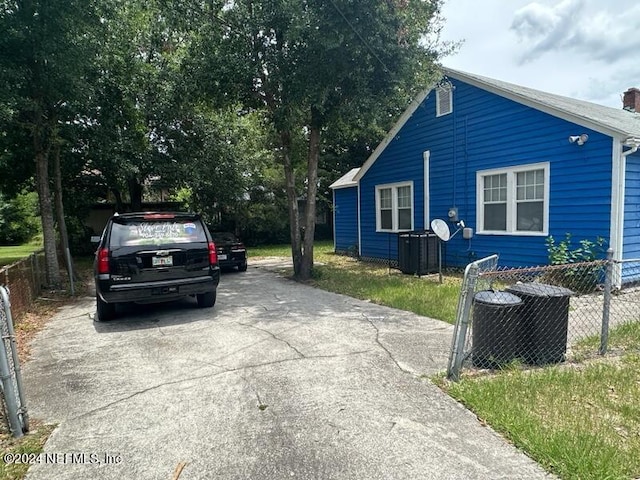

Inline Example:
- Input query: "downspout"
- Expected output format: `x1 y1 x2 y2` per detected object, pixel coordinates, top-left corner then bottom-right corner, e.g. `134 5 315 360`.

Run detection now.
611 137 640 287
357 182 362 257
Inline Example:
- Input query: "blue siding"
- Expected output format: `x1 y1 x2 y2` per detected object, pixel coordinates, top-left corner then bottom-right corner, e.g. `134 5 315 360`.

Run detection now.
624 152 640 259
358 79 614 268
333 187 359 252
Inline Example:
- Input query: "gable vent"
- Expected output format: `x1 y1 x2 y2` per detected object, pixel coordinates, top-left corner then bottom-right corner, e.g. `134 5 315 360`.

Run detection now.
436 86 452 117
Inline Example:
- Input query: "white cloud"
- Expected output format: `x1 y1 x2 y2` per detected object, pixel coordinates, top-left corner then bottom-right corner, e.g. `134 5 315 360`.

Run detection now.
511 0 640 64
439 0 640 108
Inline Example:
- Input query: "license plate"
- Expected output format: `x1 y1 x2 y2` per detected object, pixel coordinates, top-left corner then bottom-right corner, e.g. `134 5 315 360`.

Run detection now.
152 256 173 267
218 254 228 260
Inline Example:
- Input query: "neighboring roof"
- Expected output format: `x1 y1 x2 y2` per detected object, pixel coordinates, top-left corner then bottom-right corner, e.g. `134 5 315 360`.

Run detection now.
354 67 640 182
329 167 360 189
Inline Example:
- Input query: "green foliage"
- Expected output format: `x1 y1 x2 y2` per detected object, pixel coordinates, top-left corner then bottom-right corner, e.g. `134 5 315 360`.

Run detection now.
545 234 607 293
546 233 606 264
0 191 40 245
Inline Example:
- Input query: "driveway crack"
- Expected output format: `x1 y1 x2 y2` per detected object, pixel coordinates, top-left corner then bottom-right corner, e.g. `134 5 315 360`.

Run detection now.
71 350 371 421
363 314 412 375
235 322 305 358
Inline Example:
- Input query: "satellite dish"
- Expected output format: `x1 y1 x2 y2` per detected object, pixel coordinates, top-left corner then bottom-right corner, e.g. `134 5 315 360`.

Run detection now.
430 219 450 241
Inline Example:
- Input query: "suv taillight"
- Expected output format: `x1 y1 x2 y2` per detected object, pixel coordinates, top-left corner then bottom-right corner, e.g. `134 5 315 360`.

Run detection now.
208 242 218 265
97 248 110 274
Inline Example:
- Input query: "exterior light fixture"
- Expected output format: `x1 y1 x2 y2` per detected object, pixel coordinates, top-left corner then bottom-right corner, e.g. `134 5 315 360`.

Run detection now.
568 134 589 145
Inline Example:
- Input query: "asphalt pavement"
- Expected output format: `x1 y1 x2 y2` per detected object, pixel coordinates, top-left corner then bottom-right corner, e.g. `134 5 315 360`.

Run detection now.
22 260 554 479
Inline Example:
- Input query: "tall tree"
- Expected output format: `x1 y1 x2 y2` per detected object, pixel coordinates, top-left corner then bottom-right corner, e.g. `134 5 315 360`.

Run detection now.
188 0 452 280
0 0 103 287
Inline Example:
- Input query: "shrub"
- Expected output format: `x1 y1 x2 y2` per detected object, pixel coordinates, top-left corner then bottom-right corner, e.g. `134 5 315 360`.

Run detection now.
545 234 606 293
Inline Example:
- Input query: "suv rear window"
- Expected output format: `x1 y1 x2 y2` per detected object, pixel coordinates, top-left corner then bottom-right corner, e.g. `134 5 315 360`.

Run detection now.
110 220 207 247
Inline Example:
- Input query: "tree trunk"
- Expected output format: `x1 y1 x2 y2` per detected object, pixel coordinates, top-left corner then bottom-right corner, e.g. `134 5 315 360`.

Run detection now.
298 108 322 280
53 144 77 282
281 130 302 275
128 177 143 211
111 188 124 212
35 147 61 289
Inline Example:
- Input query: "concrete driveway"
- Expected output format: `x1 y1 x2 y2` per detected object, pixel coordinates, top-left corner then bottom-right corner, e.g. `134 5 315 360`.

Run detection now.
23 263 552 479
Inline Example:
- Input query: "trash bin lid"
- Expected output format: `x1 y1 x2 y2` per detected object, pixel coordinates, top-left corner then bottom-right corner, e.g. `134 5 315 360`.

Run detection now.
474 290 522 306
506 282 574 297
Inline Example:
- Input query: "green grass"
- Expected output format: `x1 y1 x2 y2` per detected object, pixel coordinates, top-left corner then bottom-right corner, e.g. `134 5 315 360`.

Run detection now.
575 320 640 354
437 322 640 480
0 241 43 268
250 240 461 323
0 422 55 480
248 242 300 258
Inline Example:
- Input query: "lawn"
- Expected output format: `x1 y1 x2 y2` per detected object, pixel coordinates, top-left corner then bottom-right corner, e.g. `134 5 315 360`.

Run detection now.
0 242 42 268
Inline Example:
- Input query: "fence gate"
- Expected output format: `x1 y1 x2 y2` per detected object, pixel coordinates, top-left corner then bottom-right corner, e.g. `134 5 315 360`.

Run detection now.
447 250 640 381
0 285 29 437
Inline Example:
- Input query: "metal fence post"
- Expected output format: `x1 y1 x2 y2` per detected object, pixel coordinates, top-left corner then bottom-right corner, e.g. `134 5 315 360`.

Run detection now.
0 286 25 438
600 248 614 355
0 286 29 433
447 262 479 381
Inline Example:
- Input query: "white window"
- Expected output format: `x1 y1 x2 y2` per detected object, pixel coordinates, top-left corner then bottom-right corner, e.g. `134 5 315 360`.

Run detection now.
436 86 452 117
376 182 414 232
477 163 549 235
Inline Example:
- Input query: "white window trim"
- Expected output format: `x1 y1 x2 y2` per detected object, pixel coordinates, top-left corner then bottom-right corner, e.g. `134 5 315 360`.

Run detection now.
375 181 414 233
476 162 550 236
436 87 453 117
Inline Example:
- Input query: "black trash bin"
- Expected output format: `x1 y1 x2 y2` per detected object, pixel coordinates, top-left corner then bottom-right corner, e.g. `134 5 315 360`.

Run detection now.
472 290 523 368
398 231 439 275
506 283 573 365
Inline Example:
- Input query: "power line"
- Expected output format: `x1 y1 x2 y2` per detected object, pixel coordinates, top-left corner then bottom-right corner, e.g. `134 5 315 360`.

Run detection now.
328 0 392 76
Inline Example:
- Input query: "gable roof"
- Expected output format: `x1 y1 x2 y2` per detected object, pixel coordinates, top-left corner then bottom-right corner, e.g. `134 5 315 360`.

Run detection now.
329 167 360 189
354 67 640 182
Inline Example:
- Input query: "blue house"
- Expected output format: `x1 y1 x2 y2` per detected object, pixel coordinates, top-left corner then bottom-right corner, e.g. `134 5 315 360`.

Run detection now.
330 68 640 274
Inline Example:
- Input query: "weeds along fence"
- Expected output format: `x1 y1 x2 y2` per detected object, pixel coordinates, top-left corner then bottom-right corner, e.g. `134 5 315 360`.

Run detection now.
447 249 640 381
0 285 29 437
0 250 46 321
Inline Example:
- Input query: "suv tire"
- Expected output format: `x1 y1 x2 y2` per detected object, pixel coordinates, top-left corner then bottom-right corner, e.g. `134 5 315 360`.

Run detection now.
96 297 116 322
197 290 216 308
238 262 248 272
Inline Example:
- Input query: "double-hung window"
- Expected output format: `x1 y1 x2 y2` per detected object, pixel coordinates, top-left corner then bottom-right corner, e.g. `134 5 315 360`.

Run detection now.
477 163 549 235
376 182 414 232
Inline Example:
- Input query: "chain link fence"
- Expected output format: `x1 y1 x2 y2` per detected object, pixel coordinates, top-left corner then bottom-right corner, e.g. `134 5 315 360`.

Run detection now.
447 250 640 380
0 285 29 437
0 250 46 321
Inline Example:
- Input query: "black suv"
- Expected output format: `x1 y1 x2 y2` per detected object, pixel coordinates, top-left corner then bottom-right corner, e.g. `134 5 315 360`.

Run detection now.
93 212 220 321
210 232 248 272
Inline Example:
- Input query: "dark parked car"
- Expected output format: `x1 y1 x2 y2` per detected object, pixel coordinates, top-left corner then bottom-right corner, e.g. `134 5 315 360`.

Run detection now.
93 212 220 321
210 232 248 272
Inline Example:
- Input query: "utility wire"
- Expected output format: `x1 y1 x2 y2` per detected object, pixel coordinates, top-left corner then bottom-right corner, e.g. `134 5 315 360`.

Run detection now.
328 0 392 76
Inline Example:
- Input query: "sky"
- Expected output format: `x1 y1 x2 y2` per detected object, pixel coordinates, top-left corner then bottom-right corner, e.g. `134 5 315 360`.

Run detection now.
438 0 640 108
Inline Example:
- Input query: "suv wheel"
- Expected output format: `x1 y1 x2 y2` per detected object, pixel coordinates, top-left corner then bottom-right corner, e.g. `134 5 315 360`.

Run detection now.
96 297 116 322
238 262 248 272
197 290 216 308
